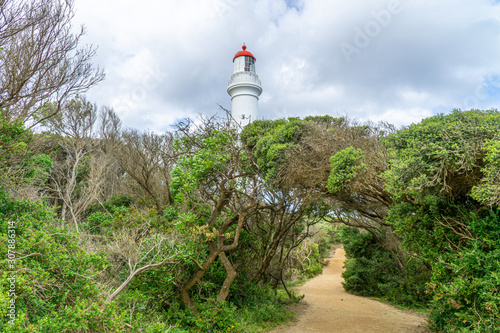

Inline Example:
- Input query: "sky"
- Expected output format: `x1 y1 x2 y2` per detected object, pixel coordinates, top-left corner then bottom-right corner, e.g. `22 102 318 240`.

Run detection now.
72 0 500 132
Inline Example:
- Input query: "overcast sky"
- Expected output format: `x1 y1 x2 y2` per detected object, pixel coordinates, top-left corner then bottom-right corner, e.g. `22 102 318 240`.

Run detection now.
72 0 500 132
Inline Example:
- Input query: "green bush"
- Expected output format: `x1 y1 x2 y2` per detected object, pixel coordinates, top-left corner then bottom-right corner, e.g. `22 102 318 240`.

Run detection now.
340 227 431 307
87 195 133 215
83 205 167 235
384 110 500 330
0 191 127 332
160 271 293 332
426 210 500 332
166 299 245 332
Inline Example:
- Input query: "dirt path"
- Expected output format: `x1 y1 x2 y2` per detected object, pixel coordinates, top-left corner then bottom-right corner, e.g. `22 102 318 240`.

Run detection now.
270 248 430 333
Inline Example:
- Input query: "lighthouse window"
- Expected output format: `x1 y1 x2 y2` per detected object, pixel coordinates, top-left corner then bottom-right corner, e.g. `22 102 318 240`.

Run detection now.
244 57 255 72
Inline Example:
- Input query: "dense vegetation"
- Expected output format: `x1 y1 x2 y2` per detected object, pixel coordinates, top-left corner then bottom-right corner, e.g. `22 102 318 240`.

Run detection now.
1 1 500 332
1 109 339 332
384 110 500 331
243 111 500 331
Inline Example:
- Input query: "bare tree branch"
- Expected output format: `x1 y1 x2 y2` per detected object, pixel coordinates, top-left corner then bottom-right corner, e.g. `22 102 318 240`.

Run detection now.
0 0 105 123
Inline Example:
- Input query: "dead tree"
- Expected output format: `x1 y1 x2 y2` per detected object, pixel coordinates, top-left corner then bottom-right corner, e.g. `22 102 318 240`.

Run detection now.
0 0 104 123
112 129 176 215
35 96 117 230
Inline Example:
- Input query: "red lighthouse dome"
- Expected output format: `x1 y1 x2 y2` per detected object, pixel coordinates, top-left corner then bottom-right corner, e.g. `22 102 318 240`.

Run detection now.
233 45 256 62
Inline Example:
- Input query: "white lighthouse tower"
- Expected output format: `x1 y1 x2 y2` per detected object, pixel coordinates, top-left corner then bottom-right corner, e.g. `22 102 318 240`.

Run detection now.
227 44 262 126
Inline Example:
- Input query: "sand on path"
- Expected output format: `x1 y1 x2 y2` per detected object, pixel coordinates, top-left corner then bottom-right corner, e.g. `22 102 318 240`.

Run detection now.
270 248 430 333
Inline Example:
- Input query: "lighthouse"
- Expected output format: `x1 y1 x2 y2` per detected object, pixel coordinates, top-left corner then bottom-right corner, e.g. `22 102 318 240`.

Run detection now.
227 44 262 126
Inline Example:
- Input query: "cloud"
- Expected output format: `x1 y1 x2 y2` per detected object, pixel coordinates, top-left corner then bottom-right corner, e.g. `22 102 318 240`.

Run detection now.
73 0 500 131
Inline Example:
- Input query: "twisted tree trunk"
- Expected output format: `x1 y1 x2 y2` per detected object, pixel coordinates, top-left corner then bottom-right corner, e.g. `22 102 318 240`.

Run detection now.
217 251 238 303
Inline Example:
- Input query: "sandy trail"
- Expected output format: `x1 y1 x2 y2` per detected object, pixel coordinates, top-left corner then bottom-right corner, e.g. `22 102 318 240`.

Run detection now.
270 248 430 333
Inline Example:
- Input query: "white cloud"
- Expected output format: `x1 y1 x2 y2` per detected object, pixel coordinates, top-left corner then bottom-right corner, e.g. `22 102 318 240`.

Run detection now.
73 0 500 131
366 107 434 128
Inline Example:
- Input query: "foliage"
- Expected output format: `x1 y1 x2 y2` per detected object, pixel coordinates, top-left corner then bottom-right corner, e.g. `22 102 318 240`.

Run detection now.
327 147 367 194
240 118 287 149
230 283 295 331
242 117 317 182
166 299 244 332
171 129 235 203
84 205 167 236
384 109 500 202
164 282 293 333
0 115 52 199
0 191 125 332
87 194 133 215
384 109 500 330
340 227 431 307
23 153 52 187
470 137 500 206
0 116 28 162
0 116 30 182
429 238 500 332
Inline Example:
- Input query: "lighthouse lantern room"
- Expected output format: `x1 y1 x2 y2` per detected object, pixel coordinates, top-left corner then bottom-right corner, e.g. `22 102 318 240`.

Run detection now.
227 45 262 126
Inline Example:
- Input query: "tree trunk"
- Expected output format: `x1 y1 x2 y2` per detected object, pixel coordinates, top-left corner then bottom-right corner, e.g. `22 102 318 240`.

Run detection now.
180 246 220 314
253 232 283 283
217 251 238 303
179 205 254 313
61 201 67 221
253 213 303 283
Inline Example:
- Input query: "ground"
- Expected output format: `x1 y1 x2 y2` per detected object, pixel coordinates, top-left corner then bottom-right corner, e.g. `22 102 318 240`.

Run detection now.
270 248 430 333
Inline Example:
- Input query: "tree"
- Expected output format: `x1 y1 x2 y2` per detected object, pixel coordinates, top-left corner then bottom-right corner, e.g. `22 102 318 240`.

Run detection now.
0 109 52 200
384 109 500 330
170 120 263 313
0 112 30 187
248 190 326 286
35 96 117 231
242 116 432 305
0 0 104 123
103 224 181 307
243 117 395 245
111 129 175 216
